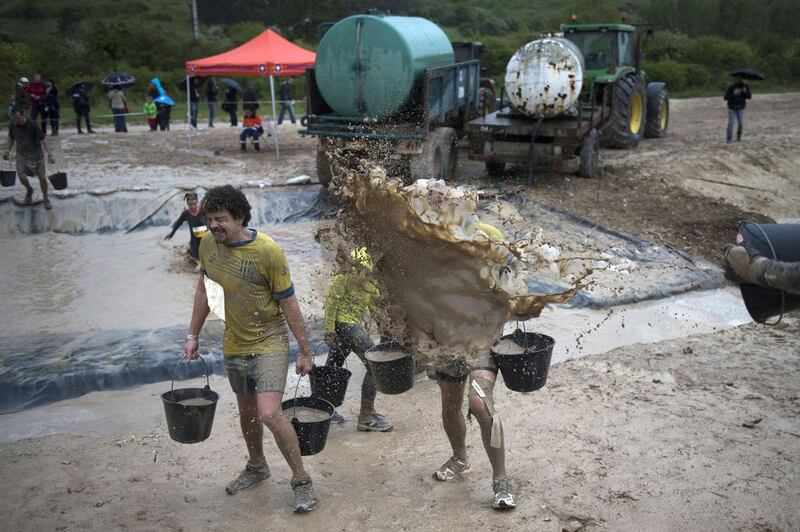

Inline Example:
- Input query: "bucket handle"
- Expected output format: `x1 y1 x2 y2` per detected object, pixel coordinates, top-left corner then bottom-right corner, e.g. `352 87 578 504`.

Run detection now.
289 372 309 421
312 337 349 371
171 354 211 392
740 221 785 326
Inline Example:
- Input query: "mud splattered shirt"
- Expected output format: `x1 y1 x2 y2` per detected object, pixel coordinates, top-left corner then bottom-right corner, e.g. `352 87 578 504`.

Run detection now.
323 273 380 332
199 229 293 356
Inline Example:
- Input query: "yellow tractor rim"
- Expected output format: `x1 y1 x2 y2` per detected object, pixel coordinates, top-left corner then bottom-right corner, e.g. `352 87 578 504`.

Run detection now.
629 92 643 135
659 100 667 130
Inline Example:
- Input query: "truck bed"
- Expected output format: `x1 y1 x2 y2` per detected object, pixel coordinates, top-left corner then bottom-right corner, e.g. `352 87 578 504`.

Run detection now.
466 106 601 139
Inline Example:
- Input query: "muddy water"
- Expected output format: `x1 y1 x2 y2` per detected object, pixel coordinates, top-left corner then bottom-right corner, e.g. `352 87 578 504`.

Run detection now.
283 406 330 422
365 349 410 363
177 397 215 407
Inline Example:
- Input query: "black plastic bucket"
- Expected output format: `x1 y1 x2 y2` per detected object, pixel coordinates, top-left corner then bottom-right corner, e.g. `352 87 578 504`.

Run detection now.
365 342 414 395
48 172 68 190
0 170 15 187
282 396 334 456
491 329 555 392
161 356 219 444
738 222 800 323
309 365 351 407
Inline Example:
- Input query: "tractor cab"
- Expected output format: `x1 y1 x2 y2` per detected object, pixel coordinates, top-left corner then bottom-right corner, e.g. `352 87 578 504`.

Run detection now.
561 23 636 74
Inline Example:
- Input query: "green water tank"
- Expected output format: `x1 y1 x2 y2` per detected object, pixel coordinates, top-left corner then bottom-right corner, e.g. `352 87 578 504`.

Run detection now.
315 14 454 119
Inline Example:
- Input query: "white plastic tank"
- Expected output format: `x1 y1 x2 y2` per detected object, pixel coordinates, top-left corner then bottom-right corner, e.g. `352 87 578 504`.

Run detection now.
504 37 584 118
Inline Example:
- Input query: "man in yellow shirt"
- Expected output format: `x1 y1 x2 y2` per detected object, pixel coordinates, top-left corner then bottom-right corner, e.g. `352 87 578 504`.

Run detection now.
182 185 318 513
323 248 393 431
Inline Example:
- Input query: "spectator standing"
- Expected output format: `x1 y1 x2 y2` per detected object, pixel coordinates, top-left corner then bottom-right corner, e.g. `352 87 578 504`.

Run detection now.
277 78 296 125
222 86 238 126
41 81 60 136
108 86 128 133
143 96 157 131
206 79 217 128
189 78 201 129
72 83 94 134
26 74 45 122
14 77 30 115
724 75 752 143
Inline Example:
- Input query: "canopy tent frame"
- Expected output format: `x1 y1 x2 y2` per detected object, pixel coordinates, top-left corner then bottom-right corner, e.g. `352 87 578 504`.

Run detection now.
184 29 316 158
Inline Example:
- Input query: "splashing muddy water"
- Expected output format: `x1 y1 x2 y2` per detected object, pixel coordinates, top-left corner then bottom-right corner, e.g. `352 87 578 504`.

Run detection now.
328 162 588 365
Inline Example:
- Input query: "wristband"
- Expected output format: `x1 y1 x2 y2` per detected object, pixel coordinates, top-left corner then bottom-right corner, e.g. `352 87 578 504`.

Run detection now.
187 334 198 341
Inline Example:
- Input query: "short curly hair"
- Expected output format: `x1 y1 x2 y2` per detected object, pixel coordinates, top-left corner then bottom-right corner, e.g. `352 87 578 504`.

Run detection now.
202 185 252 226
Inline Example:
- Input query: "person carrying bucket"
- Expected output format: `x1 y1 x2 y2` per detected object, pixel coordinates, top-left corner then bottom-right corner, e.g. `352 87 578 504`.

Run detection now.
182 185 318 513
323 247 394 432
3 106 56 209
429 221 519 510
164 192 207 264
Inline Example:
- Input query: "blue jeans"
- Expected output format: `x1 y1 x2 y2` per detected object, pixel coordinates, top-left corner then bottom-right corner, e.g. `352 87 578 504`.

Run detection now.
112 108 127 132
277 103 296 124
190 101 198 128
727 108 745 141
239 128 259 146
207 103 215 126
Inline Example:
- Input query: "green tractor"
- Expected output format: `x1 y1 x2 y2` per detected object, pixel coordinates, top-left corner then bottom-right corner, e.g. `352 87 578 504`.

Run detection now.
561 21 669 147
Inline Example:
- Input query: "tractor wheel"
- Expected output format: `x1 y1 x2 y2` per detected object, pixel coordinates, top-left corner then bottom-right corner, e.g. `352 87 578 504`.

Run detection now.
316 145 334 187
644 83 670 138
409 127 457 183
485 160 506 177
601 74 647 149
578 128 600 178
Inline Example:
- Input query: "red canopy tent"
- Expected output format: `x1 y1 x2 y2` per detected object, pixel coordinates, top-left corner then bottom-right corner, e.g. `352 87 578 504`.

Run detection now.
184 29 316 156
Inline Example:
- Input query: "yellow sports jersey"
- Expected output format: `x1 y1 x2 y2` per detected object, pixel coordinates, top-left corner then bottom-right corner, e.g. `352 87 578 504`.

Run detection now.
199 229 293 356
323 273 380 332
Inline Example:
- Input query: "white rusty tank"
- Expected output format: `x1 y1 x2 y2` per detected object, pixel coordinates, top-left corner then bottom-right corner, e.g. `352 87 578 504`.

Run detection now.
504 37 584 118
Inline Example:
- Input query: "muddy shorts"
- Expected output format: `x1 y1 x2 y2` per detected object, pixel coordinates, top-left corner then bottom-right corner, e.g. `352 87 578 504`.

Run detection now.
16 157 45 178
224 353 290 395
429 349 497 383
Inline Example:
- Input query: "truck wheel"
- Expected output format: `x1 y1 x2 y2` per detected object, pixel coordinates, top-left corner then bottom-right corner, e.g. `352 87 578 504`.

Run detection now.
578 129 599 178
644 83 669 138
485 160 505 177
409 127 457 182
602 74 647 149
316 145 334 187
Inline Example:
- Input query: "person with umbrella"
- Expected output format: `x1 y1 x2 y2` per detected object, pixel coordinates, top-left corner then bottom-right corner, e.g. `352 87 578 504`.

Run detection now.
724 73 753 143
71 82 94 134
107 85 128 132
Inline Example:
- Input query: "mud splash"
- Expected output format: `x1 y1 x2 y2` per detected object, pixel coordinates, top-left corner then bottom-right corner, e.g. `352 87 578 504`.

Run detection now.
328 162 588 365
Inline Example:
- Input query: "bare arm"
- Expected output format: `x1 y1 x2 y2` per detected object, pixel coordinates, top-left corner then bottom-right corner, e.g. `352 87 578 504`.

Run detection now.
278 294 313 375
42 137 52 156
4 134 13 156
182 276 211 360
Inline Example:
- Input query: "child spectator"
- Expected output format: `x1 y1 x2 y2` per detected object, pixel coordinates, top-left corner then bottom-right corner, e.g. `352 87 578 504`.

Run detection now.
240 108 262 152
143 96 157 131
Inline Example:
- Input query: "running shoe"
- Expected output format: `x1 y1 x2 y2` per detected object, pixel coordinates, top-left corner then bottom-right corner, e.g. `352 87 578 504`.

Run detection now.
433 456 471 481
330 412 345 424
225 462 270 495
356 413 394 432
290 476 317 513
492 477 516 509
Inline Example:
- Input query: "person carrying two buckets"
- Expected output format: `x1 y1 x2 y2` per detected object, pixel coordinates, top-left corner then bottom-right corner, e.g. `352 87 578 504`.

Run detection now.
322 246 394 432
430 220 527 511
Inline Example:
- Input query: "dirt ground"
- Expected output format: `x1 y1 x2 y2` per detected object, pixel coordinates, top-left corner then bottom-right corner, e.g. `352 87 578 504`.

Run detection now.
1 94 799 531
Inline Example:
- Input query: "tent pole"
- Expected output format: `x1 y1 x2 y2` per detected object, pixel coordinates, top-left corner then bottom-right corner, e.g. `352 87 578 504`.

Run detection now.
270 75 280 159
186 75 192 149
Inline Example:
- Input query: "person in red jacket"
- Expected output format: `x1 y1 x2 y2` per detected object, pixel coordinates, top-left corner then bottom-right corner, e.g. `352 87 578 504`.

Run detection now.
25 74 46 128
239 108 262 152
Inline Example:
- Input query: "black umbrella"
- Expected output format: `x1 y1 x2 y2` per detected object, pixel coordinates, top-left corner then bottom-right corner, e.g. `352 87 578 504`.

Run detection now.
67 81 94 94
730 68 765 81
220 78 242 92
102 72 136 89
